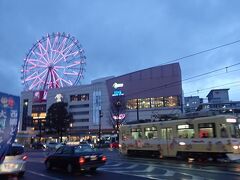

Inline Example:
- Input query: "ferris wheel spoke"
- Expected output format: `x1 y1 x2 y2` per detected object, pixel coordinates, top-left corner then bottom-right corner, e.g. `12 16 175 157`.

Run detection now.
64 51 79 59
51 69 61 88
27 59 48 68
29 76 42 90
52 37 67 63
37 42 49 61
63 71 79 76
45 38 52 63
51 35 60 61
25 72 39 82
59 78 73 86
62 43 75 55
35 52 49 65
26 68 48 83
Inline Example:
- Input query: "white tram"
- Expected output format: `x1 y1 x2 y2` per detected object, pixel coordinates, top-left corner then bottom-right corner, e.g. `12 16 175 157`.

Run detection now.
119 115 240 161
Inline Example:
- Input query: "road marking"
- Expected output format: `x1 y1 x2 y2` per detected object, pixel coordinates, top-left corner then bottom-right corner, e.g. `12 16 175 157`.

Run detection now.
100 169 163 180
105 162 123 167
163 169 175 176
110 158 240 177
27 170 62 180
125 164 138 169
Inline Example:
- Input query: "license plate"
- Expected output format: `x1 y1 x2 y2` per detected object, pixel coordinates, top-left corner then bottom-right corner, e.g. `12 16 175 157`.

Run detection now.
4 163 18 169
90 156 97 160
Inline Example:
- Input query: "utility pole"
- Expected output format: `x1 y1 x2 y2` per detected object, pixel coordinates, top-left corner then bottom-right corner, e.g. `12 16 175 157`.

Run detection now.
38 113 42 143
98 109 103 146
136 98 139 122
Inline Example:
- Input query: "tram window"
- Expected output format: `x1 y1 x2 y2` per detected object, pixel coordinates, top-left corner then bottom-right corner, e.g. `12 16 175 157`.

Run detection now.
144 127 157 139
220 124 228 138
161 128 173 140
131 128 143 140
198 123 216 138
161 129 167 140
229 123 240 138
177 124 194 138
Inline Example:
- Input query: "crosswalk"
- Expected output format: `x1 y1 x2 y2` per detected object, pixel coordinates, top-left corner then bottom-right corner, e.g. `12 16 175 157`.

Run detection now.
99 161 207 180
27 151 211 179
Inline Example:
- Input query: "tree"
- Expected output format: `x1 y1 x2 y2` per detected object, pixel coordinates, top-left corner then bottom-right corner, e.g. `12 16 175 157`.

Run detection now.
110 95 126 141
46 102 73 142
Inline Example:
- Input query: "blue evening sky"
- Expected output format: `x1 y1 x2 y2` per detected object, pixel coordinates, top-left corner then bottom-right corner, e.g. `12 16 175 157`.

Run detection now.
0 0 240 101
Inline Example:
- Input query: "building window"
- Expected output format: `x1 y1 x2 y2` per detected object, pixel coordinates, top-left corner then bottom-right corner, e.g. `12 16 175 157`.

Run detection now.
164 96 178 107
138 98 150 109
70 94 89 102
127 99 138 109
72 126 89 130
71 111 89 115
74 119 89 122
151 97 164 108
127 96 179 109
69 104 89 108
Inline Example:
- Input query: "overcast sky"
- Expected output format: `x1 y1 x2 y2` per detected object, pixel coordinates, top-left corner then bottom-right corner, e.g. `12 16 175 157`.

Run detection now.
0 0 240 101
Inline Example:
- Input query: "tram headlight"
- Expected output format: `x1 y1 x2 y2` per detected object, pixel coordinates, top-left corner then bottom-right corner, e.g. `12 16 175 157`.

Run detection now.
233 145 239 150
179 142 186 146
119 144 122 148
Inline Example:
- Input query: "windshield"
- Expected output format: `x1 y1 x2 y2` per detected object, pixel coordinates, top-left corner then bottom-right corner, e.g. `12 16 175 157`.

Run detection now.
229 123 240 138
74 145 95 154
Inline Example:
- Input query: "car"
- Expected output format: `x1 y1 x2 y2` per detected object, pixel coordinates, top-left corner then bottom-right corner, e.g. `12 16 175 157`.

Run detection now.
110 142 119 149
55 142 66 150
0 143 27 177
79 141 94 148
32 142 46 150
44 145 107 173
46 142 59 150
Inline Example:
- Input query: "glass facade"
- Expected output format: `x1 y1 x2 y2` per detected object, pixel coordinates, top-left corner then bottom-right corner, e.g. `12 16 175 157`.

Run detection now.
127 96 179 109
70 94 89 102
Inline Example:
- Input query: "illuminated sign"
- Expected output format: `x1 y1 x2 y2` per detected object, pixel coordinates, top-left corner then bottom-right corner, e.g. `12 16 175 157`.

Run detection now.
33 91 47 103
32 113 47 119
112 82 124 89
226 118 236 123
55 94 63 102
112 90 124 97
177 125 189 129
112 114 126 120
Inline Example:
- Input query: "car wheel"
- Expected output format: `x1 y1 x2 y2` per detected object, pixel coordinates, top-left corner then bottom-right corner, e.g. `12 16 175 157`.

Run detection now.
67 164 73 173
18 171 25 177
46 161 52 170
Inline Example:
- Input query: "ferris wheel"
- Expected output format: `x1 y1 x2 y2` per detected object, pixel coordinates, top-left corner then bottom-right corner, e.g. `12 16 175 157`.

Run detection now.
21 32 86 91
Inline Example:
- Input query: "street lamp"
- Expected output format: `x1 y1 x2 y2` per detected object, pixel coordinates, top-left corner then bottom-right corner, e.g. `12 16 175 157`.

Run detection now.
38 113 42 143
69 123 73 141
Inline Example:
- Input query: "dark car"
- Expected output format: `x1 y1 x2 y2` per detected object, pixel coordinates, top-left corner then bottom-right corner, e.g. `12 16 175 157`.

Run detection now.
32 142 46 150
44 145 107 173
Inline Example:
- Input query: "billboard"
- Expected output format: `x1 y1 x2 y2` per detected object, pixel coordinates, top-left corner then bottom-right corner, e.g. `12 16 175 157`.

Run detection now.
33 90 47 103
0 92 20 163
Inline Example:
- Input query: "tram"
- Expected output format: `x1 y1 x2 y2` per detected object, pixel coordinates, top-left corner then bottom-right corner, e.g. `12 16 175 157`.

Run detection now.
119 115 240 161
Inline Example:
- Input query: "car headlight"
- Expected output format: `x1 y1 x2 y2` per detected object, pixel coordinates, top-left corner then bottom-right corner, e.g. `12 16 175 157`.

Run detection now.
233 145 239 150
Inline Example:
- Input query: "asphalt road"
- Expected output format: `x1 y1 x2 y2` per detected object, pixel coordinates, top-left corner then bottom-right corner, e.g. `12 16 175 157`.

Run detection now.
2 148 240 180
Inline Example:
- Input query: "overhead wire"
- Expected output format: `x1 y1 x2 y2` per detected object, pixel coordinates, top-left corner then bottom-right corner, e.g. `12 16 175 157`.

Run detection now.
160 39 240 65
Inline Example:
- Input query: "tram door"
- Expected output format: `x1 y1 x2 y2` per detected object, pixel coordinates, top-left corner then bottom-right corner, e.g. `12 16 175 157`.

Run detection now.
161 128 173 157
